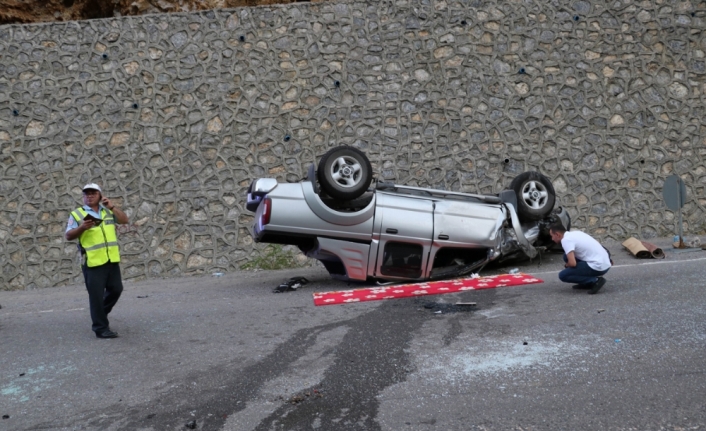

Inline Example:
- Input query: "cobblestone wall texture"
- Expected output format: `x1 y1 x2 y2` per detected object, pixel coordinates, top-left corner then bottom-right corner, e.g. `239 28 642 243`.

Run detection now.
1 0 705 290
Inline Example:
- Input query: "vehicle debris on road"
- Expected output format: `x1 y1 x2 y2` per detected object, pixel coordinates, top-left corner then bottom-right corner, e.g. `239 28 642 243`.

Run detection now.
273 276 309 293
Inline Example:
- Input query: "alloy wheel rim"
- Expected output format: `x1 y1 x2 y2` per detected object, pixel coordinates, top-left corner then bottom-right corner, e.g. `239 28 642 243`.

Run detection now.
330 156 363 188
521 180 548 209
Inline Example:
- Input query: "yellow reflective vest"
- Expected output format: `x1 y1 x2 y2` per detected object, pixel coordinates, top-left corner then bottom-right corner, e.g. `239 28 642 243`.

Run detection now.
71 207 121 267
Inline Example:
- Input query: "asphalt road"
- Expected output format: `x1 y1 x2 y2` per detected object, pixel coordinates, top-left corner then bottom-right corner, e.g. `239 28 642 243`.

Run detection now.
1 237 706 431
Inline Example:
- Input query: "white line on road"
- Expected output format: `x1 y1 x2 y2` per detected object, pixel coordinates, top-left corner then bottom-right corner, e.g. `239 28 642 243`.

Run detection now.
531 256 706 276
2 307 86 316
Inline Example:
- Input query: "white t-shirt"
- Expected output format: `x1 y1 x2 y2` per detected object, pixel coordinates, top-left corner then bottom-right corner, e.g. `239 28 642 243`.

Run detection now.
561 231 611 271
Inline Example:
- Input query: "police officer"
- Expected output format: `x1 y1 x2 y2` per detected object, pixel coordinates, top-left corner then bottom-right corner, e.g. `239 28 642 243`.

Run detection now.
65 183 129 338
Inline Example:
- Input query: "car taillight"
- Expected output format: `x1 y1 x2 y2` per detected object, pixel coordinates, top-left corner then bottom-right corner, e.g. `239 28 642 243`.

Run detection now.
261 197 272 225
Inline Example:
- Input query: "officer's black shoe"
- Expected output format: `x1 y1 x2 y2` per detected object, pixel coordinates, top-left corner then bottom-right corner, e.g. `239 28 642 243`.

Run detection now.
96 330 119 339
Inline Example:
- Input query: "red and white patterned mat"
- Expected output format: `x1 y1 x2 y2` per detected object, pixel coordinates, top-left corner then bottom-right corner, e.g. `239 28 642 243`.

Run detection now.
312 273 543 306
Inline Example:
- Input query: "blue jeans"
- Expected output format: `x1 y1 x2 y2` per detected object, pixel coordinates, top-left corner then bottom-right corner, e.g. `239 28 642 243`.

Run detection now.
559 254 609 286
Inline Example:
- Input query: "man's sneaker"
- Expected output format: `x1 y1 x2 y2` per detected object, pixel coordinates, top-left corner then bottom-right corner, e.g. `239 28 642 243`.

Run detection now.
572 284 591 290
588 277 606 295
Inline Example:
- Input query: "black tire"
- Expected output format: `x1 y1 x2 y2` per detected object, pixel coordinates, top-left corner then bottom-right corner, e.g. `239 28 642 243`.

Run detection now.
317 146 373 200
509 171 556 221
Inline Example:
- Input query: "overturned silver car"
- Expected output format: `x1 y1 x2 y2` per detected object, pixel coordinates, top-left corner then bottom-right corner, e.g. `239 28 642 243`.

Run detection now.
246 146 570 283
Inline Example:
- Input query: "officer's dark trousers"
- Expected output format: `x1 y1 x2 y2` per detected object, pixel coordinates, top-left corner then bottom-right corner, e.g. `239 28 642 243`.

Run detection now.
83 262 123 333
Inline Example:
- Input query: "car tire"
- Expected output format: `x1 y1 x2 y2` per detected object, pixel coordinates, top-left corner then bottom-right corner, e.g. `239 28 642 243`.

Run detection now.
317 146 373 200
509 171 556 221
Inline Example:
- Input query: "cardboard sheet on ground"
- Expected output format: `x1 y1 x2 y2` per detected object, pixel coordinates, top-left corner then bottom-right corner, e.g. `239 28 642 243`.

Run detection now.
312 273 544 306
622 237 664 259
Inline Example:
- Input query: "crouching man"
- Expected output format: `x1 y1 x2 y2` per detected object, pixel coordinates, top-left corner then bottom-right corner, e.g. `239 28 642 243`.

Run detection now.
549 223 612 294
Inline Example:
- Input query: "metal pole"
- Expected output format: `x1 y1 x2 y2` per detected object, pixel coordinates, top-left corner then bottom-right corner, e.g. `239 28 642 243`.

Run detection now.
677 176 684 248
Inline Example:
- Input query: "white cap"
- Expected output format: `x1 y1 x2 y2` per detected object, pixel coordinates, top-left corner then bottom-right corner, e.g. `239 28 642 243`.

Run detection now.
83 183 102 193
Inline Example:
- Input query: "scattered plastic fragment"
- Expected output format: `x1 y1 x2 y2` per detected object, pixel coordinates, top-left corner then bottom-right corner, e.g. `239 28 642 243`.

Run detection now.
597 309 605 313
508 268 519 274
213 272 224 277
274 276 309 293
615 339 621 343
419 301 477 313
137 295 149 299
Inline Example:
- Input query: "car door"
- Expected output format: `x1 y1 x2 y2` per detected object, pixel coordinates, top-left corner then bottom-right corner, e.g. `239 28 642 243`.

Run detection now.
372 193 434 280
426 199 506 276
432 200 505 247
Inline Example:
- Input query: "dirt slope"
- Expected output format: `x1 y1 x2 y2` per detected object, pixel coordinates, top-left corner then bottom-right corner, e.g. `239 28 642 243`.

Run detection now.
0 0 313 25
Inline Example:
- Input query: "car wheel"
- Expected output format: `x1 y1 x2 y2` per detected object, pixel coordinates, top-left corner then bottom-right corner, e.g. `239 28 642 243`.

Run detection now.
317 146 373 200
509 171 556 221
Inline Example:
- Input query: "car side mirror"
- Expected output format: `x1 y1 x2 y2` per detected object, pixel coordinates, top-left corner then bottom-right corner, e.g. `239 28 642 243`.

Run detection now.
498 189 517 209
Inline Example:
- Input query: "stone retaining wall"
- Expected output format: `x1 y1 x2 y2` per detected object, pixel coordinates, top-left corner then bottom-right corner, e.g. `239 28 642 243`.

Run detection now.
1 0 705 289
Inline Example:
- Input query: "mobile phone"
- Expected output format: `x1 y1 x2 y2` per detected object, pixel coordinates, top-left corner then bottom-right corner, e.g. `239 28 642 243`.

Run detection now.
84 214 103 226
